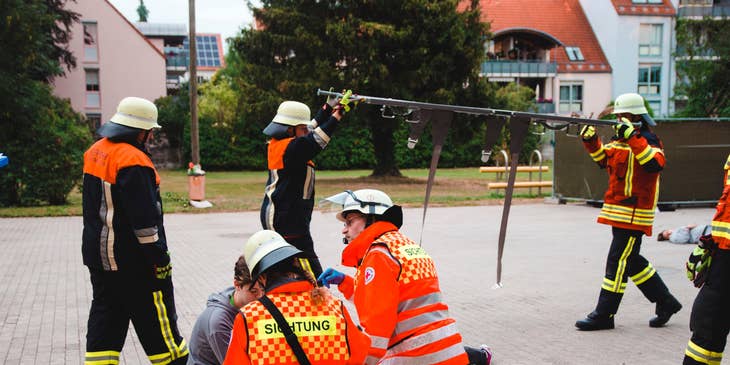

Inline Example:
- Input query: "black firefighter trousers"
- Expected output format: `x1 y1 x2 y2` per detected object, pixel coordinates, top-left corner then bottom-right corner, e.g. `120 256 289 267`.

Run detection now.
684 249 730 364
85 267 188 364
594 227 674 316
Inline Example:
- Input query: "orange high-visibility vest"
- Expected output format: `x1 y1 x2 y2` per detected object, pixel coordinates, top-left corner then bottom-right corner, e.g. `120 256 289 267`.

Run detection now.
583 132 665 236
338 221 469 365
223 280 369 365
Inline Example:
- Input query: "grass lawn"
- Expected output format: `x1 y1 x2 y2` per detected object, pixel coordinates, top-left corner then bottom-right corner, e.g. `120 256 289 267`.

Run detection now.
0 166 553 217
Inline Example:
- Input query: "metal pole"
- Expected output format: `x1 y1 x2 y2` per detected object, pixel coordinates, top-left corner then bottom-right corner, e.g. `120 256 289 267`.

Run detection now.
188 0 200 166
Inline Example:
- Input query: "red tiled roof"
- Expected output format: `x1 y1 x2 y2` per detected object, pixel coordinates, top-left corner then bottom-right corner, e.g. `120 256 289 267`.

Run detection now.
470 0 611 73
611 0 676 16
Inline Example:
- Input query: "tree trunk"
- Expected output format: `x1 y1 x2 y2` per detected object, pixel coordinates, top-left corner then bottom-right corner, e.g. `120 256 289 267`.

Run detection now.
370 117 402 177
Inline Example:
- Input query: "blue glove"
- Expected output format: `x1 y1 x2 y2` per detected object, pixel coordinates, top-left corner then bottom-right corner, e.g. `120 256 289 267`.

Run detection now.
317 268 345 288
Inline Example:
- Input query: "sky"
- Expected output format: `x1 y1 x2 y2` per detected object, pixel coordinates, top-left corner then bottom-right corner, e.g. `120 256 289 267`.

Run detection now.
107 0 256 46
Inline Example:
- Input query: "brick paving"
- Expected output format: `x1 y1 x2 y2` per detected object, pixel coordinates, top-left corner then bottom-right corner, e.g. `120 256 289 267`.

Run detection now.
0 203 721 364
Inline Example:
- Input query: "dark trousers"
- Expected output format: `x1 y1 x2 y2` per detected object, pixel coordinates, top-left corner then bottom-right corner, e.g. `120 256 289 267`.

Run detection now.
284 233 323 278
684 249 730 364
85 267 188 364
595 227 672 315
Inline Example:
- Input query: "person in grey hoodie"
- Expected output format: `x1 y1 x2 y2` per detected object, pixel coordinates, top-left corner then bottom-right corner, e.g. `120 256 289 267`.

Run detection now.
187 255 262 365
657 224 711 244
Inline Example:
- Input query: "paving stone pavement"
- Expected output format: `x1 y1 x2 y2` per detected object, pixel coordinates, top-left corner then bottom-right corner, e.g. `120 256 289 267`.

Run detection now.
0 202 722 364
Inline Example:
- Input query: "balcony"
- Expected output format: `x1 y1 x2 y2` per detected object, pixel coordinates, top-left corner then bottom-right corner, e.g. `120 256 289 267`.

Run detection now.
481 60 558 78
533 101 555 114
678 5 730 18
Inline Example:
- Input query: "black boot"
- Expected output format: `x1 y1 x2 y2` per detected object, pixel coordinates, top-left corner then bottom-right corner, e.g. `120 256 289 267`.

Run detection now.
649 295 682 328
576 311 614 331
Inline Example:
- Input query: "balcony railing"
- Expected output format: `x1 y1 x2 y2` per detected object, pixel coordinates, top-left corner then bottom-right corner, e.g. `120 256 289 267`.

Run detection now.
678 5 730 17
533 102 555 114
481 60 558 77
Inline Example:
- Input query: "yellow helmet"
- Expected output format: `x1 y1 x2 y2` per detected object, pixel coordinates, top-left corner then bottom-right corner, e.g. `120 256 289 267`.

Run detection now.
243 230 302 280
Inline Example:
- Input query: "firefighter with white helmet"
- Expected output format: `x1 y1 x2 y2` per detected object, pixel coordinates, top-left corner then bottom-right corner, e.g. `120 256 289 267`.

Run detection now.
576 93 681 331
260 92 355 279
82 97 189 364
223 230 370 365
318 189 492 365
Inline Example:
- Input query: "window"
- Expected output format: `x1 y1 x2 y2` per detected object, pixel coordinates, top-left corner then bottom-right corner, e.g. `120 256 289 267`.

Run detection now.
565 47 584 61
83 22 98 62
86 113 101 131
639 24 663 57
638 65 661 96
559 83 583 113
85 69 100 108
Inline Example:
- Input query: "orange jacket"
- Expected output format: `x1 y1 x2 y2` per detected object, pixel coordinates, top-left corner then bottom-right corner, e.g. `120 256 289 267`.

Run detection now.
711 154 730 249
337 221 468 365
582 130 665 236
222 280 369 365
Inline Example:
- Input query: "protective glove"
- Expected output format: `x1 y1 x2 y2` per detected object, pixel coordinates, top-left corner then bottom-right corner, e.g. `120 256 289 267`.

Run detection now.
334 89 355 114
579 125 596 142
152 250 172 280
317 268 345 288
326 87 339 108
614 117 636 140
686 235 717 288
154 262 173 280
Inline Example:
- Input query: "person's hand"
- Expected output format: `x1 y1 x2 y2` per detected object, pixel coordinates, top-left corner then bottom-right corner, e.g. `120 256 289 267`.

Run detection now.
614 117 636 140
326 87 339 108
317 268 345 288
154 262 172 280
686 245 712 288
580 125 596 141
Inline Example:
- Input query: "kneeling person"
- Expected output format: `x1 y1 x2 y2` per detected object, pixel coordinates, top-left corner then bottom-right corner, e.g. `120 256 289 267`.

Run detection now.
223 230 369 365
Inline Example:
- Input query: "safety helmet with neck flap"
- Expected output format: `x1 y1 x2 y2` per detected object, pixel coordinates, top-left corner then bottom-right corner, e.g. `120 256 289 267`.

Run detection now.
243 230 303 283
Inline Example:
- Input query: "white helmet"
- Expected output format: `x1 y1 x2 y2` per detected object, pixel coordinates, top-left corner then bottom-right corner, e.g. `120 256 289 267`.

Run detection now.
613 93 648 115
263 101 315 138
613 93 655 126
243 230 302 280
323 189 394 222
98 97 160 138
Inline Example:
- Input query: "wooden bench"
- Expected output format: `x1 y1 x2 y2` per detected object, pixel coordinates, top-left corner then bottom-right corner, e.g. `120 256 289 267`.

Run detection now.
487 181 553 190
479 166 549 173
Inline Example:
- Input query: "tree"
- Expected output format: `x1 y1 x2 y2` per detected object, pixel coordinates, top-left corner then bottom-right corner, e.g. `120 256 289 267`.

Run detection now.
229 0 493 176
0 0 91 206
673 18 730 117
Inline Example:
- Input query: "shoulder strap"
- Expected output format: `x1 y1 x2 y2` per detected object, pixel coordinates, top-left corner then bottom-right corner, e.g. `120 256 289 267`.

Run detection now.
258 295 312 365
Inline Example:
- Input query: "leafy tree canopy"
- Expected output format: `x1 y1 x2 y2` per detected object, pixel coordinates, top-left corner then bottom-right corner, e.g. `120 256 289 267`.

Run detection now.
674 18 730 117
228 0 501 176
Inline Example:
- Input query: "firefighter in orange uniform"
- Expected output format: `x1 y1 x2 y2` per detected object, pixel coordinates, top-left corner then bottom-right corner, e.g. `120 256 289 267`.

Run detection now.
82 97 188 364
319 189 490 365
575 93 681 330
260 94 352 278
683 153 730 364
223 230 370 365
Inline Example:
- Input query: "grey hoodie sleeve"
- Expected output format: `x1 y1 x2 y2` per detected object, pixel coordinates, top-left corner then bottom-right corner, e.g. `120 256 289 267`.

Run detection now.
669 226 692 244
207 311 235 363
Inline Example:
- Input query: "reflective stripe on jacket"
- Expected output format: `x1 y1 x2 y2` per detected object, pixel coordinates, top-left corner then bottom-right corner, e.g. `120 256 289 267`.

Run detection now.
82 138 167 271
582 129 665 236
260 105 337 236
338 221 468 365
222 280 369 365
712 154 730 249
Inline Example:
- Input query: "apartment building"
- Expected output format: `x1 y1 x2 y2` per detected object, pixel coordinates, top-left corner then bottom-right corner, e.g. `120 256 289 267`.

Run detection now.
477 0 613 117
579 0 678 117
52 0 166 128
